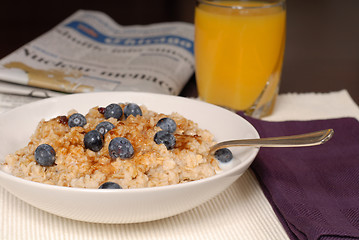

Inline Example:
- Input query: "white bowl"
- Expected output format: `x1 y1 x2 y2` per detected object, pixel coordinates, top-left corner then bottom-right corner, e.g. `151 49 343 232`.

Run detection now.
0 92 259 223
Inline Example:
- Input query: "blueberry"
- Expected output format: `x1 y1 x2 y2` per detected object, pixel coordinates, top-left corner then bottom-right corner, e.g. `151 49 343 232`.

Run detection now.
108 137 134 160
68 113 87 128
214 148 233 163
99 182 122 189
124 103 142 119
104 103 123 120
34 144 56 166
156 117 177 133
154 130 176 150
95 121 115 136
84 130 104 152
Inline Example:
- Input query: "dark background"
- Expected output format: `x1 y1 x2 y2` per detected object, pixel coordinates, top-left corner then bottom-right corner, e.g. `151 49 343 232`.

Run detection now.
1 0 358 104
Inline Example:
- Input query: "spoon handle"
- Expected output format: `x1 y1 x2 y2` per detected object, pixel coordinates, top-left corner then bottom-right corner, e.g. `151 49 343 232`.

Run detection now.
210 129 334 153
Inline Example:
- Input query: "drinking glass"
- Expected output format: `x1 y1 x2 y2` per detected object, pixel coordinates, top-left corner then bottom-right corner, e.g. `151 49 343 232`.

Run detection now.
195 0 286 118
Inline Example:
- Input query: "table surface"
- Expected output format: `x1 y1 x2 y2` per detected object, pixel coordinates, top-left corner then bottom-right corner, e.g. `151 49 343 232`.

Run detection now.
1 90 358 240
1 0 358 104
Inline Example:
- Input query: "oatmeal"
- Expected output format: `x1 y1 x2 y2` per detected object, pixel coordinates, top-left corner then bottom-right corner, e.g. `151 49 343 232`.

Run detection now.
3 103 220 189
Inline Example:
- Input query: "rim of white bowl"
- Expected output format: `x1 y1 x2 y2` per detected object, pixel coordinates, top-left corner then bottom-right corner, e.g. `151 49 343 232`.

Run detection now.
0 91 260 193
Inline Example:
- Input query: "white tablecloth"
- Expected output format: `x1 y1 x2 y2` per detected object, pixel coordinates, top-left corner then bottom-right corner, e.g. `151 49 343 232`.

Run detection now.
1 89 358 240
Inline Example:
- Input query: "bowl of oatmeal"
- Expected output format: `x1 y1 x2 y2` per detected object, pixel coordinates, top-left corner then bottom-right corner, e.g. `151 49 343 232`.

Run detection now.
0 92 259 223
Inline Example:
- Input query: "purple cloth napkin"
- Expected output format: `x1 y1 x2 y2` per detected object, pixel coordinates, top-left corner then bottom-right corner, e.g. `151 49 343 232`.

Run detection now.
239 113 359 240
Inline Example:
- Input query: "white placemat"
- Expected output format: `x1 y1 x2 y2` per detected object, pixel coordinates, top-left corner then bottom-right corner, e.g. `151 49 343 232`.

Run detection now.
1 89 358 240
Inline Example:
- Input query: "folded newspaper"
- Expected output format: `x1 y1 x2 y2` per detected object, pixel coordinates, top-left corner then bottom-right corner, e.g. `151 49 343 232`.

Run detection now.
0 10 195 105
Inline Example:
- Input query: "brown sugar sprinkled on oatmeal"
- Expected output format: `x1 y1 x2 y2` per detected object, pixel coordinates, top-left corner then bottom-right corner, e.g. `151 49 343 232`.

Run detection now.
3 103 221 189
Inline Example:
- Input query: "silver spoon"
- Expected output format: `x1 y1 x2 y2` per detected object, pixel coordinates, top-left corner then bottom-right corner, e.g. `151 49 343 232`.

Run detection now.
210 129 334 154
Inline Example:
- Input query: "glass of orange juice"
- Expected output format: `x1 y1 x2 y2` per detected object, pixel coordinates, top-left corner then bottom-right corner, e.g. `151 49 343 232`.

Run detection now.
195 0 286 118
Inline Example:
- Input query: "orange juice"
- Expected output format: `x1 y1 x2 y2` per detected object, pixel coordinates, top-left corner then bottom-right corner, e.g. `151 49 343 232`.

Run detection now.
195 0 286 116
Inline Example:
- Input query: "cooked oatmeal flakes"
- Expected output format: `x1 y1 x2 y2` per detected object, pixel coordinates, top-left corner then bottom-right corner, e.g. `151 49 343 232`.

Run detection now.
3 104 220 189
